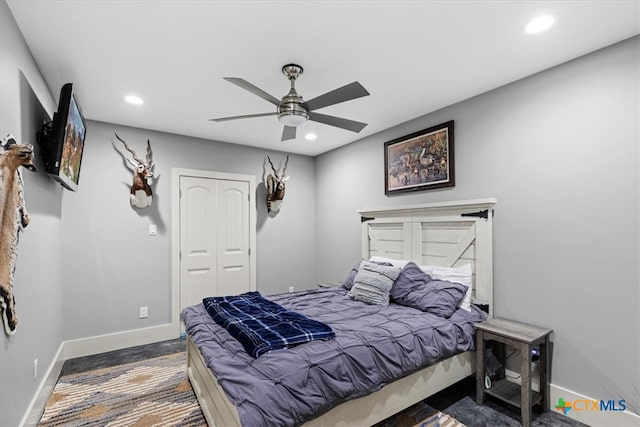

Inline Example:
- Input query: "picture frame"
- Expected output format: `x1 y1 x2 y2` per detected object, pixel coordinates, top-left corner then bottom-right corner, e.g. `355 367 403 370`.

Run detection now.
384 120 454 195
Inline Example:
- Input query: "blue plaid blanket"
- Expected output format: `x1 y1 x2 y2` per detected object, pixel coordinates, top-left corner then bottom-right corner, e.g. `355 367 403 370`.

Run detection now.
202 291 335 358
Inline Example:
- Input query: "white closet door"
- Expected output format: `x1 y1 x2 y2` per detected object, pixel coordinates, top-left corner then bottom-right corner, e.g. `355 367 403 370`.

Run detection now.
216 179 250 296
179 176 251 312
180 176 218 310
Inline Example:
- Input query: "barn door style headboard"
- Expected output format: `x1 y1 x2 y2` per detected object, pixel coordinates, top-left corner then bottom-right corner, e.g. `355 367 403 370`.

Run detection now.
358 198 496 316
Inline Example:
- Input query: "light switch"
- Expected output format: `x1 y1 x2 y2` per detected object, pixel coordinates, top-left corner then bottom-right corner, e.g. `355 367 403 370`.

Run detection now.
149 224 157 236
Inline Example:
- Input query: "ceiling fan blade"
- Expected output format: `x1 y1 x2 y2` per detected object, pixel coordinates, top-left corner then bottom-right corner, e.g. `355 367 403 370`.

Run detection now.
308 112 368 133
303 82 370 112
209 112 276 122
281 126 296 141
223 77 281 106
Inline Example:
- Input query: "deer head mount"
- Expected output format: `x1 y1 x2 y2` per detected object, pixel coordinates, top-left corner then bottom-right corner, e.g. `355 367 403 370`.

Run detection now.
266 154 289 213
114 132 154 208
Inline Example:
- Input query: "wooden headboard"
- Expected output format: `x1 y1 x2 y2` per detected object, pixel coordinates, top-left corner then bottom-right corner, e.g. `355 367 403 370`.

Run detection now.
358 198 496 316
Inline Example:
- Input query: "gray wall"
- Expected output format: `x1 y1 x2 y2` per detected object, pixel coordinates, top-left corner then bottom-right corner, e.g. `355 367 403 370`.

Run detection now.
60 121 316 339
315 36 640 411
0 2 65 426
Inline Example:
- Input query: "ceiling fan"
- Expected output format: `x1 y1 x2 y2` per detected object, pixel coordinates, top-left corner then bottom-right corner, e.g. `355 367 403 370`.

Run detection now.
209 64 370 141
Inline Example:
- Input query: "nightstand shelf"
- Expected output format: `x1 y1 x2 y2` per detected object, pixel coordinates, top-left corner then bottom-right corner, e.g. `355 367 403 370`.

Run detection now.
475 317 552 427
485 378 542 408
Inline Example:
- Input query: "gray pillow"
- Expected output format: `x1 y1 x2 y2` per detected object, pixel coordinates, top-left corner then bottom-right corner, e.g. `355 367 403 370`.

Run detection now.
391 262 467 318
342 260 362 290
348 261 401 305
342 259 393 290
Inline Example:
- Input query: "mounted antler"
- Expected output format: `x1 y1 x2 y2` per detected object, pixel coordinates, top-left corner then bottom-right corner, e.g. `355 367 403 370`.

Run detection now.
115 132 154 208
266 154 289 213
146 141 154 171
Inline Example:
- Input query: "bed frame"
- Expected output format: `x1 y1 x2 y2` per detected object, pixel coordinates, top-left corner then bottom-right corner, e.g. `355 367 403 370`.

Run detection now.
186 198 496 426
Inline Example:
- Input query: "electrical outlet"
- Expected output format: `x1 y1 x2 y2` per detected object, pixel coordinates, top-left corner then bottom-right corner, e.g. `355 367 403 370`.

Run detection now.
288 286 294 293
33 358 38 380
139 306 148 318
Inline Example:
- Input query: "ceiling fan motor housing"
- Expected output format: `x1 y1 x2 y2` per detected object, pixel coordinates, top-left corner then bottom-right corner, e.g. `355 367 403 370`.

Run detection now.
278 64 308 126
278 90 308 126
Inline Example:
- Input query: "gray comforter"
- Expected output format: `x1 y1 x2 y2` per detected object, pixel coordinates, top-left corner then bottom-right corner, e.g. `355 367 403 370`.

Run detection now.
181 286 486 427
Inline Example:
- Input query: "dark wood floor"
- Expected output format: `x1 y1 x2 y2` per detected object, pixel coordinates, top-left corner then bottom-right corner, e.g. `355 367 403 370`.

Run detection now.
422 376 587 427
60 338 186 376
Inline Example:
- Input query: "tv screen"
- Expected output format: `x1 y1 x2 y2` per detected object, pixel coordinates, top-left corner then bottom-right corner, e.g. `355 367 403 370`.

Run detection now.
42 83 87 191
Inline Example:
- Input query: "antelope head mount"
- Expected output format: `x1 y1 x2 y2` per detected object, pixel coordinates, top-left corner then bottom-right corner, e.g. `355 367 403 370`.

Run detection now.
266 154 289 213
114 132 154 208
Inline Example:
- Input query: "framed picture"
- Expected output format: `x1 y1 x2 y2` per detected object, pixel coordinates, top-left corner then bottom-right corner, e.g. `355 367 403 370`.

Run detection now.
384 120 454 195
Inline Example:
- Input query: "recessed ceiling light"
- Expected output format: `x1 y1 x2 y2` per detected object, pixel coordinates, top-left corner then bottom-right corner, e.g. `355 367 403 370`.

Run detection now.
305 132 317 141
524 15 555 34
124 95 144 105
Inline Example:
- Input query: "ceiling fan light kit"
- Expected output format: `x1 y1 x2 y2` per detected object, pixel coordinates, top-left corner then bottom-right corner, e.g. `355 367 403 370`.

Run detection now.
210 63 370 141
278 110 307 127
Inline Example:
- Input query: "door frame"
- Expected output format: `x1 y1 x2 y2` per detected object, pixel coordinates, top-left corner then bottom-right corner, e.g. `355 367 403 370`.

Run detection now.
171 167 256 334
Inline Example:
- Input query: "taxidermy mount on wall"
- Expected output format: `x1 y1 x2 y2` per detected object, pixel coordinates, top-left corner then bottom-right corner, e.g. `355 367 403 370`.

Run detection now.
114 132 154 208
266 154 289 213
0 134 37 336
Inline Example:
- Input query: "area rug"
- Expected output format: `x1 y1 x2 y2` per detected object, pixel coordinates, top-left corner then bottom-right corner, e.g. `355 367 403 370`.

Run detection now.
375 400 467 427
412 412 466 427
40 350 466 427
38 352 205 427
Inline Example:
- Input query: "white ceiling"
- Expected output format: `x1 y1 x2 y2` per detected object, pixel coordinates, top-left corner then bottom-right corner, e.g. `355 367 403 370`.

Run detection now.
7 1 639 156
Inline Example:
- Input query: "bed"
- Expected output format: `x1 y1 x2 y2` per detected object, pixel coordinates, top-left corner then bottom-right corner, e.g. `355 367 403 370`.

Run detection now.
182 198 496 427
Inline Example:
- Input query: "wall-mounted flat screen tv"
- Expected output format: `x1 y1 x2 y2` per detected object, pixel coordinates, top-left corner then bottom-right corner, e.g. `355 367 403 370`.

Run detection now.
39 83 87 191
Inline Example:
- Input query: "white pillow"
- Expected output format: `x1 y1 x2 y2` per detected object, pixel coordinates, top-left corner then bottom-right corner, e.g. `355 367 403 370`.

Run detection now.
420 264 472 311
369 256 410 269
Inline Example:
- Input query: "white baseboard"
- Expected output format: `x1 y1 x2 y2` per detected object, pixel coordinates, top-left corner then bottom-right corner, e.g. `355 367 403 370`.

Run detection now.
503 368 639 426
19 342 65 427
63 323 179 360
549 384 640 427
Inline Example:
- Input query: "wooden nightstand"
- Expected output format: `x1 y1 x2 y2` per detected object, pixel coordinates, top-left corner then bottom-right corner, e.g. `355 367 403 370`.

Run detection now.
475 317 552 427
